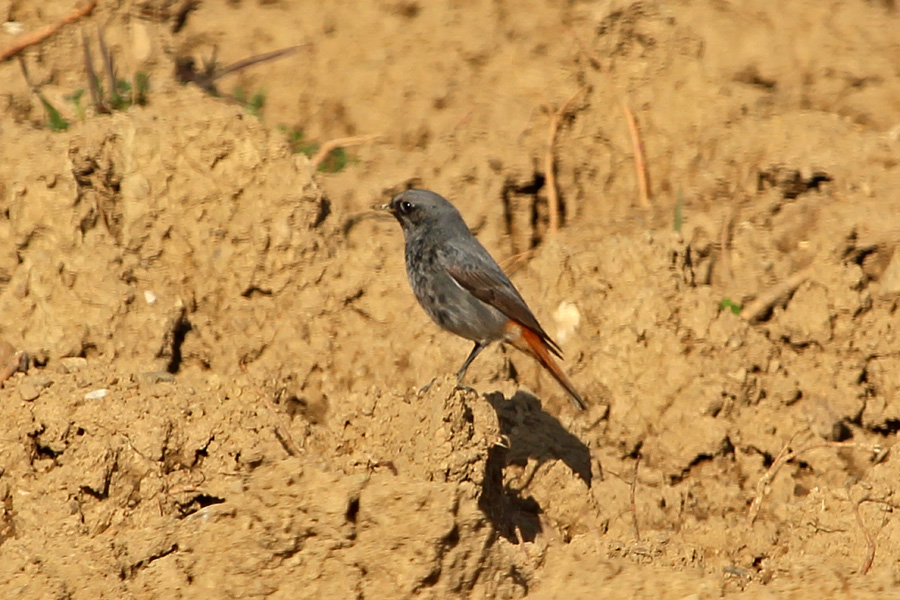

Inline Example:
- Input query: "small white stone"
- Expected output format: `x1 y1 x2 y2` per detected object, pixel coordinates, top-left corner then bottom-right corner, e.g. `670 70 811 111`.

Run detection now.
143 290 158 305
2 22 24 35
84 389 109 400
553 301 581 344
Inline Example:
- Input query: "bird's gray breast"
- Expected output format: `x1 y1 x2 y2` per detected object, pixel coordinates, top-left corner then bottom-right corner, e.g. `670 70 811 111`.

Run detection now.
404 233 507 342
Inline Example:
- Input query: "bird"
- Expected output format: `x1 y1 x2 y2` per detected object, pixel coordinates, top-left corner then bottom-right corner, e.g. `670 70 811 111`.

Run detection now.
381 189 586 410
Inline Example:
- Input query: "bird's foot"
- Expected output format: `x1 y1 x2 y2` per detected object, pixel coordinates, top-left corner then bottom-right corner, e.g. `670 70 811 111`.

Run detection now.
454 382 478 395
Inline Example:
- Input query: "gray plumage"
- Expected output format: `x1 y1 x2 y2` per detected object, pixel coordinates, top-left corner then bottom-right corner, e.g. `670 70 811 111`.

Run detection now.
385 189 585 410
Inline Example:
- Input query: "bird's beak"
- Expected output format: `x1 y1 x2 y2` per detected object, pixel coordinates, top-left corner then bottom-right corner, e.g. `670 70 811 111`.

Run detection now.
373 202 392 213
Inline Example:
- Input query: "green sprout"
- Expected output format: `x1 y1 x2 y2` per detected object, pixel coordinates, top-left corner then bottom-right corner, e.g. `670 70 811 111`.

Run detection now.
234 86 266 118
674 189 684 233
38 94 69 132
65 89 86 121
249 89 266 117
280 125 317 155
279 125 356 173
110 78 131 111
82 30 152 114
720 298 741 315
134 72 150 105
318 147 350 173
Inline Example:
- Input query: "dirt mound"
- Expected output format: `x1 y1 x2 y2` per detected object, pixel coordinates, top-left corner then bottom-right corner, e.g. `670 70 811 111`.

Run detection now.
2 0 900 598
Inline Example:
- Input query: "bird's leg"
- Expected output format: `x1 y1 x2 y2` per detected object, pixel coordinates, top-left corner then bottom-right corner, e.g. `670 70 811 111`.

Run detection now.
455 341 488 393
418 377 438 394
417 342 488 395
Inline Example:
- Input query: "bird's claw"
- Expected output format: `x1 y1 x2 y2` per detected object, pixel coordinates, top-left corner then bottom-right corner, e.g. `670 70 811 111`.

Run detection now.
454 383 477 395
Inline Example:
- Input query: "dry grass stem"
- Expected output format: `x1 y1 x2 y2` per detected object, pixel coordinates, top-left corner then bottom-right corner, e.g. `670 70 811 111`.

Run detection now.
545 87 587 234
310 135 380 171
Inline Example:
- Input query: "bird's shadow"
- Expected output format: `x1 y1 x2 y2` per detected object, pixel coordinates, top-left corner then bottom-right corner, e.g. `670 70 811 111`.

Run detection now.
478 390 592 544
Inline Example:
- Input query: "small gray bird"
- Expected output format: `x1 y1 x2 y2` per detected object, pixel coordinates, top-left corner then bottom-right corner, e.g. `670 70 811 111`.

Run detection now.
382 189 586 410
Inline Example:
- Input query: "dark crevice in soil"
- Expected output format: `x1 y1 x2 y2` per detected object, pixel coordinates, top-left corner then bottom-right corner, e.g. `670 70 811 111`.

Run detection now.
166 312 193 374
871 419 900 436
124 543 179 579
241 285 273 298
345 497 360 523
671 437 735 484
176 494 225 518
501 173 546 251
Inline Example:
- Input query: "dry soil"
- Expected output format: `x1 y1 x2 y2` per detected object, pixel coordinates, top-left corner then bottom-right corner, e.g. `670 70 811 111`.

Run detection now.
2 1 900 598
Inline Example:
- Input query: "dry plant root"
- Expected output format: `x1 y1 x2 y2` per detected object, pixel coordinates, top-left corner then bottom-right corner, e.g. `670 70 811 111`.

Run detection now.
0 1 97 62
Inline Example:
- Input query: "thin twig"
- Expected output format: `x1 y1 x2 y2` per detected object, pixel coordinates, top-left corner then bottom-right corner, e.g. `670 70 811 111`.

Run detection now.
208 46 300 82
449 108 474 136
630 455 642 541
568 28 651 213
855 497 876 575
545 87 587 234
621 100 651 210
499 249 534 275
855 496 900 575
172 0 200 34
309 135 380 171
0 1 97 62
568 27 603 70
747 436 888 525
264 386 301 457
81 29 103 112
96 27 118 107
717 204 737 285
741 266 813 323
16 55 34 90
176 46 301 96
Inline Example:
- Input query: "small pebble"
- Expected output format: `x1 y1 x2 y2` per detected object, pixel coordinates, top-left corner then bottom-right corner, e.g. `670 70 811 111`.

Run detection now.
60 357 88 372
140 371 175 384
19 383 41 402
84 389 109 400
32 376 53 389
144 290 158 305
1 21 23 35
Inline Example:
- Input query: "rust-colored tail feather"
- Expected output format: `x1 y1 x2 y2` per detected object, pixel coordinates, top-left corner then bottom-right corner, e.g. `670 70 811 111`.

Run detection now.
511 326 587 410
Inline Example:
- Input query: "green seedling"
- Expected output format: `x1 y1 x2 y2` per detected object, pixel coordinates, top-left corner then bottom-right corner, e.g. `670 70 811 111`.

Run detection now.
16 56 69 132
83 29 152 114
17 29 148 132
249 89 266 117
111 78 131 110
280 125 317 155
720 297 741 315
39 94 70 131
279 125 356 173
234 86 266 118
135 72 150 105
674 188 684 233
65 89 87 121
318 147 351 173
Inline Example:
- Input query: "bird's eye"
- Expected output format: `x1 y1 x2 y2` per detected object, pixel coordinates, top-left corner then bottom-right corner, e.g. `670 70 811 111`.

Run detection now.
398 200 413 214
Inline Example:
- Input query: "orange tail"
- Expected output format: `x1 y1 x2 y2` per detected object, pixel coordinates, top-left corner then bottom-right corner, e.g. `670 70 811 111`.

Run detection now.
509 325 587 410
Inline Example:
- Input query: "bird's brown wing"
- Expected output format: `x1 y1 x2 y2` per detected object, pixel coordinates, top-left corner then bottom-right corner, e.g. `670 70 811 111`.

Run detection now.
445 264 563 358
